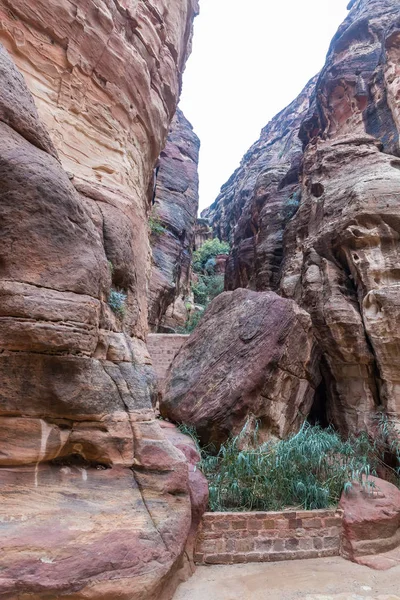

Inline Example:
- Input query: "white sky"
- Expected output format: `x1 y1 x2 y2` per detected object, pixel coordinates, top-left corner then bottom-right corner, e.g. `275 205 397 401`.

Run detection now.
179 0 350 212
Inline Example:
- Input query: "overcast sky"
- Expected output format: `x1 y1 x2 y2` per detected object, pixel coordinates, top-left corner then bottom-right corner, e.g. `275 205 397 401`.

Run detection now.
179 0 350 212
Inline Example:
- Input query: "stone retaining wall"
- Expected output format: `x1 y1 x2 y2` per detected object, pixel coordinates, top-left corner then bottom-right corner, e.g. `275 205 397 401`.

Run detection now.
195 509 343 565
147 333 189 386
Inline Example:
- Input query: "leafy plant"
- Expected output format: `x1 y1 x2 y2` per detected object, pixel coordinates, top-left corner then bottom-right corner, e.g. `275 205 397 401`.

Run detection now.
107 260 114 275
193 419 400 512
108 288 127 317
193 238 230 274
193 274 224 305
148 214 166 236
183 310 204 333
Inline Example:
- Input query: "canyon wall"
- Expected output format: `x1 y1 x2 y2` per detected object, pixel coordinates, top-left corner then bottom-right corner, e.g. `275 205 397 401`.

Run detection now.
203 0 400 435
0 1 201 598
148 108 200 332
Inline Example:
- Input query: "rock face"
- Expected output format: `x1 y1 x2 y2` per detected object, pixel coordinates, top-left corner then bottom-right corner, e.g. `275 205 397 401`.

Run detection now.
203 0 400 435
0 0 201 596
340 476 400 570
148 108 200 332
202 76 317 292
160 289 321 445
194 218 213 250
159 421 209 574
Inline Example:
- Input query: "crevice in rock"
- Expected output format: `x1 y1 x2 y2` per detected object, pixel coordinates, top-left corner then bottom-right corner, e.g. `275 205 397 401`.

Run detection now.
308 370 329 428
130 467 170 551
51 453 111 470
332 249 383 411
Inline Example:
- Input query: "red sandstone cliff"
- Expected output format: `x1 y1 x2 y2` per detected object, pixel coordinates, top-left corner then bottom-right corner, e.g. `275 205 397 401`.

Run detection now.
148 108 200 332
202 0 400 435
0 1 202 598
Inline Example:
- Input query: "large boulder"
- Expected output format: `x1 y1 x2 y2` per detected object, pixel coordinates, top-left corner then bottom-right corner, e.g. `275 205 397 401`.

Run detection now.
340 476 400 570
160 289 321 445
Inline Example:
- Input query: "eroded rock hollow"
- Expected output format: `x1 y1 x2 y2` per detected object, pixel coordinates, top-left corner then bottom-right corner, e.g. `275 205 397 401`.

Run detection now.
0 1 201 598
202 0 400 436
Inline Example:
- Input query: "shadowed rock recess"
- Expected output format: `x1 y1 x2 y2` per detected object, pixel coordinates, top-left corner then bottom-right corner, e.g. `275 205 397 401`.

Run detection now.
202 0 400 436
0 0 200 598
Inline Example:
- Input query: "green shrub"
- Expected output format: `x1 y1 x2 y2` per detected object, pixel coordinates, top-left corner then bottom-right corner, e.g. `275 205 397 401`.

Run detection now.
193 238 230 273
148 214 166 236
192 275 224 307
108 288 127 317
181 310 203 333
191 418 400 512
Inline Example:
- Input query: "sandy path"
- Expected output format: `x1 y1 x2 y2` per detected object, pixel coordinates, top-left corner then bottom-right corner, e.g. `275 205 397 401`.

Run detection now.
173 557 400 600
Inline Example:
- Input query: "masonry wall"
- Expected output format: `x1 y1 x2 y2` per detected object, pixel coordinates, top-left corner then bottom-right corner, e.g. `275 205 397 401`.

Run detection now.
195 509 343 565
147 333 189 386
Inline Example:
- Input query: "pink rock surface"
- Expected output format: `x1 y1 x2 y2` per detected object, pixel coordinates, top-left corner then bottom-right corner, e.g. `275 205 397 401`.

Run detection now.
160 288 320 445
340 476 400 570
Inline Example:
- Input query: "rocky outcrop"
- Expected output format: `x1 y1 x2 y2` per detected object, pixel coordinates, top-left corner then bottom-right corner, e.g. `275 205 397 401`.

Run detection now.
202 76 317 291
0 0 201 596
194 218 213 250
203 0 400 435
160 421 209 574
160 289 321 445
340 476 400 570
148 108 200 332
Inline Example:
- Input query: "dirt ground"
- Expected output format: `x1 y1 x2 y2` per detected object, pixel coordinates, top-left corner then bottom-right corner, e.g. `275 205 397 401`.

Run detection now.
173 557 400 600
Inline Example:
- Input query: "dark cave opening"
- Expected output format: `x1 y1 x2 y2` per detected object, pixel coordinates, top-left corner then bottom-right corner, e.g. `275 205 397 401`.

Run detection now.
308 377 329 428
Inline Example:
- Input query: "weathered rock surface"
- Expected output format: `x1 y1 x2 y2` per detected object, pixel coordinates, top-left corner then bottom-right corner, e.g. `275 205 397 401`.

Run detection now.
0 0 199 341
148 108 200 332
340 476 400 570
0 0 201 595
160 289 320 445
194 218 213 250
203 0 400 435
202 76 317 292
160 421 209 574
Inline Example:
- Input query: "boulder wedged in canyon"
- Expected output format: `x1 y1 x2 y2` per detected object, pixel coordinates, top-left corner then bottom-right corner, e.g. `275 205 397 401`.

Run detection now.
160 289 321 445
0 0 201 595
340 476 400 570
148 108 200 332
202 0 400 435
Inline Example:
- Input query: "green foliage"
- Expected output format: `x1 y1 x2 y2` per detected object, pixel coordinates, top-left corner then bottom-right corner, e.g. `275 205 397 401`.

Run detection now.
178 423 202 453
148 214 166 236
193 238 230 274
108 288 127 317
107 260 114 275
184 310 204 333
178 238 229 334
285 190 301 219
192 274 224 306
195 419 400 512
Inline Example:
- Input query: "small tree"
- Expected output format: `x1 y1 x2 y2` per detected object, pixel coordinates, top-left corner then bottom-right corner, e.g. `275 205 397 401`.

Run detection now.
193 239 230 273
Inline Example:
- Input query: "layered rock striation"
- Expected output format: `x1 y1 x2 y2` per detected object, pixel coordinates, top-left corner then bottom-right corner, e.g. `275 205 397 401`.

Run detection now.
203 0 400 435
148 108 200 332
0 0 201 597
